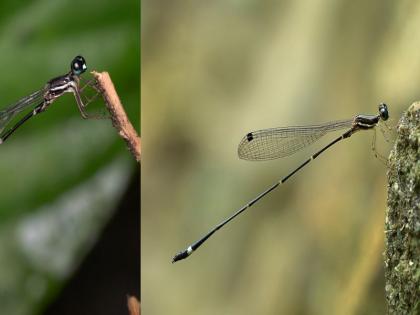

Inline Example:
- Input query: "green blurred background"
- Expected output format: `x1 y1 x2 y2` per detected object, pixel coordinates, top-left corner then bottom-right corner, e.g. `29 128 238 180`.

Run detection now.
142 1 419 315
0 0 139 314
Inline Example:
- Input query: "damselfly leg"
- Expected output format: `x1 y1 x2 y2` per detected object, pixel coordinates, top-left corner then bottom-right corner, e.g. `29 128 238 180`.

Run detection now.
78 77 109 119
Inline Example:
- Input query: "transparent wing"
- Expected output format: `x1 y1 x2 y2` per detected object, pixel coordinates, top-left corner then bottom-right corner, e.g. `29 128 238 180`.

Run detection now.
0 89 45 132
238 119 353 161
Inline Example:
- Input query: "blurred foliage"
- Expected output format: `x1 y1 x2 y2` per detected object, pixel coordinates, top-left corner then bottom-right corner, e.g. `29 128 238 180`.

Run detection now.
0 0 139 314
142 1 420 315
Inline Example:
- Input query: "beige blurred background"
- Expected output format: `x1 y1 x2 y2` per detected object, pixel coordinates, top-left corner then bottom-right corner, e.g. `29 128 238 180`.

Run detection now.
141 1 420 314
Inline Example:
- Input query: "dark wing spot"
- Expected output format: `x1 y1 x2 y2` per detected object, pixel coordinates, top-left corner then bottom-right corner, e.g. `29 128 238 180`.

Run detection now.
246 132 254 142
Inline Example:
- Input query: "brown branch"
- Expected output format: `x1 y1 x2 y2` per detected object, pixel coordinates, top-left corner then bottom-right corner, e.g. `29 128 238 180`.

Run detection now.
127 296 140 315
92 71 141 162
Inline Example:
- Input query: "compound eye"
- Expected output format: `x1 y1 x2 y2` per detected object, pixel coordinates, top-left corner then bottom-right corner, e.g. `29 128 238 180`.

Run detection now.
379 103 389 121
71 55 87 75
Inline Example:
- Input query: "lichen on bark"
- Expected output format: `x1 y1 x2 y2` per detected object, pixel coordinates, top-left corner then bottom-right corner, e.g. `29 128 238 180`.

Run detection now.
385 102 420 314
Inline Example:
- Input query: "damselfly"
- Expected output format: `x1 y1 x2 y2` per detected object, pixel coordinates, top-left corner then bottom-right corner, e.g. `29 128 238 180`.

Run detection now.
172 103 389 262
0 56 99 144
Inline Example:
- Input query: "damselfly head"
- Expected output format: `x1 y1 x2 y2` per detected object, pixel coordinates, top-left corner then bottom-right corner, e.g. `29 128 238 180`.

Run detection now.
71 56 87 76
379 103 389 121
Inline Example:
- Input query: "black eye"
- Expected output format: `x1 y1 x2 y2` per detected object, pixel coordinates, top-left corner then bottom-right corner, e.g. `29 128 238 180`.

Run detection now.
71 55 87 75
379 103 389 121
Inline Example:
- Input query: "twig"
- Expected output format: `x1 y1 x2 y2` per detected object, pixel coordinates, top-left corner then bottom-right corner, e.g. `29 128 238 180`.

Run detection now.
127 295 140 315
92 71 141 162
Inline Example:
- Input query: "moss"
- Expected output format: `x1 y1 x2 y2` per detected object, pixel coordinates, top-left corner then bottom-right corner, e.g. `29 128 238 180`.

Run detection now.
385 102 420 314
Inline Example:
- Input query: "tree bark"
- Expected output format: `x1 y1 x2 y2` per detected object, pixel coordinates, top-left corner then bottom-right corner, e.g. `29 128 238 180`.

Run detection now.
385 102 420 314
